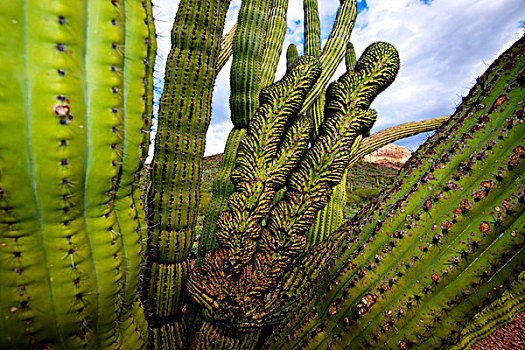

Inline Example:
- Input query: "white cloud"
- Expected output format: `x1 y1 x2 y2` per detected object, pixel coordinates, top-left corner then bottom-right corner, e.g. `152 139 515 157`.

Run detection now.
347 0 524 151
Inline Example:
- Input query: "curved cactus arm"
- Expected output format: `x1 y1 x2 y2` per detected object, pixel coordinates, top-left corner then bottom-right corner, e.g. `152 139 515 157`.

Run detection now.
266 44 399 253
145 0 231 347
298 0 357 116
217 23 237 73
215 56 322 271
229 0 271 128
197 129 246 257
346 115 450 169
286 43 299 69
260 0 289 88
453 271 525 349
263 36 525 349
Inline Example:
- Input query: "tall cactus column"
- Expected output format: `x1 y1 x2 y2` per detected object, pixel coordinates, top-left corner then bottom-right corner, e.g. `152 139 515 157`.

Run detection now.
145 0 231 348
0 0 153 348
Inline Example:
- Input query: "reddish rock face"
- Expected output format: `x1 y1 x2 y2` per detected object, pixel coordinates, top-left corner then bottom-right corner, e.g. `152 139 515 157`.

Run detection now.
364 143 412 170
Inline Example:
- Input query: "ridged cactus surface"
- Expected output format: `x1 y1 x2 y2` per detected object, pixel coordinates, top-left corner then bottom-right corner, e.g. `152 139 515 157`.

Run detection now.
0 0 154 348
264 35 525 350
145 0 231 347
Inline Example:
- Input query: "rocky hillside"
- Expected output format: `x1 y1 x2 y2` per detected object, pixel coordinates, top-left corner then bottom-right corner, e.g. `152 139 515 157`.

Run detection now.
363 143 412 170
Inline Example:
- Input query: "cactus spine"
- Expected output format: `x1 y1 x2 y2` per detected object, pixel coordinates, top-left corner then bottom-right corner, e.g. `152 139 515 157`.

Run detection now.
263 36 525 349
0 0 153 348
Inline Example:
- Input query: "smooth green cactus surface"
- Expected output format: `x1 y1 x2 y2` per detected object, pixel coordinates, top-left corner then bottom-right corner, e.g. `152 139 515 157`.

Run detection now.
0 0 153 348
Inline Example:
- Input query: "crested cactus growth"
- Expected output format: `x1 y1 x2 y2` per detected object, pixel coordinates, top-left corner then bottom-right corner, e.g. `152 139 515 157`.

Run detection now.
186 42 400 348
144 0 231 347
264 35 525 349
0 0 154 348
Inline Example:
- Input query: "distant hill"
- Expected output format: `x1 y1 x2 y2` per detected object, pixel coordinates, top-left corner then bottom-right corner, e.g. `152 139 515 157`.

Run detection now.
363 143 412 171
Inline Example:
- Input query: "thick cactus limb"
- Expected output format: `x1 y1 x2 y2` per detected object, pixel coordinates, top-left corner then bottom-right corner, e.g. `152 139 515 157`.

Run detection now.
215 56 322 270
347 116 450 169
229 0 271 128
260 0 289 88
263 36 525 349
198 128 246 257
145 0 231 346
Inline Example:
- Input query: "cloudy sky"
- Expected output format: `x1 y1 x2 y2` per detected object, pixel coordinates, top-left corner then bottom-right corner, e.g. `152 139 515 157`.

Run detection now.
148 0 524 159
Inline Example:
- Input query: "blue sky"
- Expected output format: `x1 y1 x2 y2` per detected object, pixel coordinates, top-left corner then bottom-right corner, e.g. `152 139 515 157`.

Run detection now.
149 0 524 159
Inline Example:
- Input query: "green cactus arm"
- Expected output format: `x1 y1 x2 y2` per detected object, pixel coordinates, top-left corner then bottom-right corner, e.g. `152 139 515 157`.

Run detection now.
453 271 525 349
286 43 299 69
144 0 231 346
197 128 246 257
303 0 324 140
229 0 271 128
297 0 357 116
345 42 356 71
263 36 525 349
304 0 322 58
217 23 237 73
260 0 288 88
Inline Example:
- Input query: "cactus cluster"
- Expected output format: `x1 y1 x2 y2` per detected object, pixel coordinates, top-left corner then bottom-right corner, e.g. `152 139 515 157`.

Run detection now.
186 41 401 347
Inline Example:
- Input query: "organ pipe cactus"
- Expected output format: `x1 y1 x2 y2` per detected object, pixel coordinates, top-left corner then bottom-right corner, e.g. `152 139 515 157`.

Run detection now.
264 35 525 349
186 41 401 347
0 0 154 348
144 0 231 347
